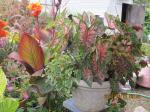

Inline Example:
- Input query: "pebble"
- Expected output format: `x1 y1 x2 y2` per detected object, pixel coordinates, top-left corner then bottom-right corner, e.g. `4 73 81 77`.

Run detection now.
134 106 148 112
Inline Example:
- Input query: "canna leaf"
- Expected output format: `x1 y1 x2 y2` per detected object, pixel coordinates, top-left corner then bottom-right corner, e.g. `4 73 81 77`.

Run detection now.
0 98 19 112
0 67 7 97
18 33 44 71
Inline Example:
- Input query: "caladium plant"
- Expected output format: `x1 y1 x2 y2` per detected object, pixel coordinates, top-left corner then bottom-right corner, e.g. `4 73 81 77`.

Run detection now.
65 12 109 85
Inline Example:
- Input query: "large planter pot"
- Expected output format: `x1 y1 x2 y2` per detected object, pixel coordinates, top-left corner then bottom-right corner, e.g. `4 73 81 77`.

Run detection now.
73 80 111 112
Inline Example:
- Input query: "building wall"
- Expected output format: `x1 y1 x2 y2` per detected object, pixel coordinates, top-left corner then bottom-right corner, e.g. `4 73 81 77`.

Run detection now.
29 0 133 18
61 0 133 18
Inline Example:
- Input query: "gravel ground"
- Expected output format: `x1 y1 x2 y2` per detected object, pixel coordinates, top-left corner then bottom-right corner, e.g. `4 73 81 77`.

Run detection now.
124 87 150 112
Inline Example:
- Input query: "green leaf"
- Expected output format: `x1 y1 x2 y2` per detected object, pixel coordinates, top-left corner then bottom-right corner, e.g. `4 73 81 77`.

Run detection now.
0 67 7 97
16 108 24 112
129 79 135 88
30 77 52 95
0 98 19 112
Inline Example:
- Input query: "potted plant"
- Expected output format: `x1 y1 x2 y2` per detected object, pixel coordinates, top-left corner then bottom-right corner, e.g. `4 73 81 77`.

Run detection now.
64 12 146 111
62 12 111 111
105 14 147 111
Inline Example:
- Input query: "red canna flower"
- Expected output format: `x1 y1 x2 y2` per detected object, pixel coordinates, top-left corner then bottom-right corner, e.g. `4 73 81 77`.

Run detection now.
0 30 8 38
27 2 42 17
0 20 8 38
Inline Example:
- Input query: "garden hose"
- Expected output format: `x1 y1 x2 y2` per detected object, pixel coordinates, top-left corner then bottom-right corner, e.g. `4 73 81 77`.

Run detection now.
127 92 150 99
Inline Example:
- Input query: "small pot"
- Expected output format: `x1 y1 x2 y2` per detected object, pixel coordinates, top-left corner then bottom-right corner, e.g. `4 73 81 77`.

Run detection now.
73 80 111 112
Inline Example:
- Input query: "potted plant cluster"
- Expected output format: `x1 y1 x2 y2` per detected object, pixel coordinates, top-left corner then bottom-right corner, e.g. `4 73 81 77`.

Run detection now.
0 0 147 111
63 12 147 111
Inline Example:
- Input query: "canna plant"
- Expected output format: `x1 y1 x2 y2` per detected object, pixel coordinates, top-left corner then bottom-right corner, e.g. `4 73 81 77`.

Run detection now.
8 1 75 111
0 20 17 64
8 3 48 101
9 2 45 74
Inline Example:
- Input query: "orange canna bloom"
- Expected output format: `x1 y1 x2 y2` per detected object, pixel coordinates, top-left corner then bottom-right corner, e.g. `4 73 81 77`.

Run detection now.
0 20 7 29
27 2 42 17
0 20 8 38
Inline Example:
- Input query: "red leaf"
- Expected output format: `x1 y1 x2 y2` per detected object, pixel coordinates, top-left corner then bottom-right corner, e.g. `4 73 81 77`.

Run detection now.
18 33 44 71
96 43 108 62
132 25 143 31
105 13 116 30
83 67 92 80
80 23 95 47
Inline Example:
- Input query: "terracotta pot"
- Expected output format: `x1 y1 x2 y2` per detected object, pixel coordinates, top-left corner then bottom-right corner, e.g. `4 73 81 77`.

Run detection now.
73 80 111 112
137 65 150 88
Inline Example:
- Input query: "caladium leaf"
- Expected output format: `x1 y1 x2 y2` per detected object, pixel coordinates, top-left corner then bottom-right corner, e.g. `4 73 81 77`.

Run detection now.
82 12 89 24
80 23 95 48
96 42 108 62
105 13 116 30
18 33 44 71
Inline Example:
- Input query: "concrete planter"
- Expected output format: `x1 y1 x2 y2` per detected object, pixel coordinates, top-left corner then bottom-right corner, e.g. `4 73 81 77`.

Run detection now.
73 80 111 112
